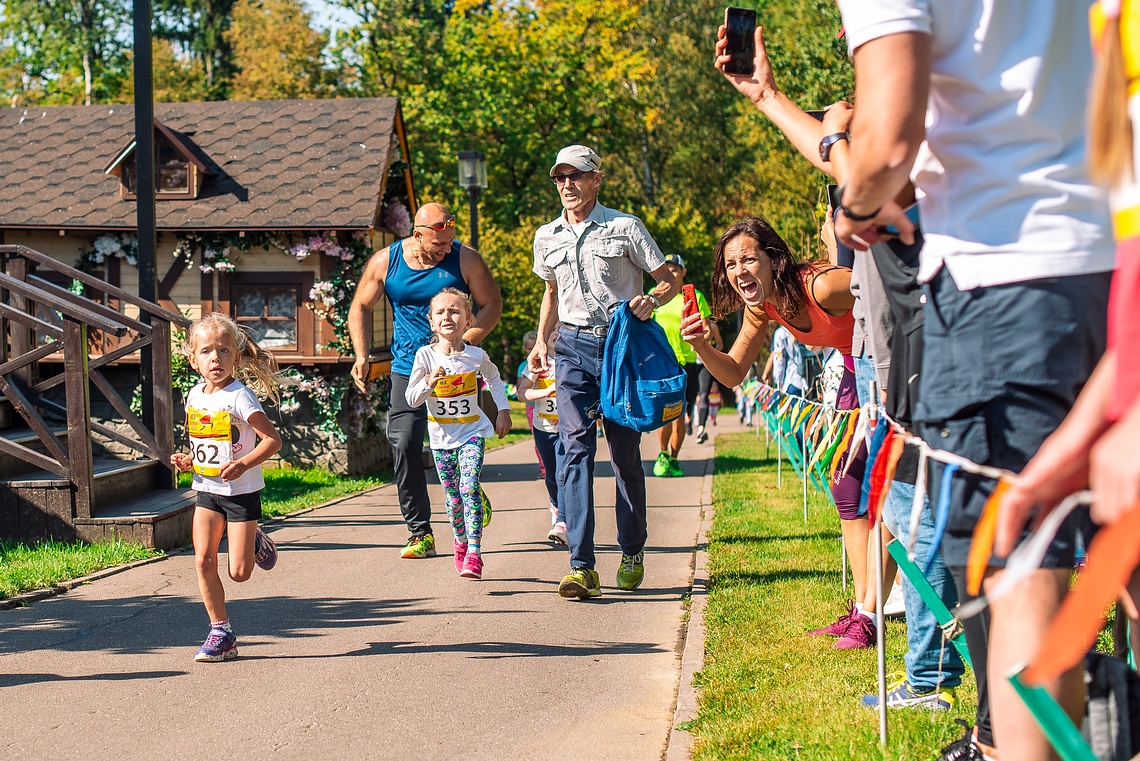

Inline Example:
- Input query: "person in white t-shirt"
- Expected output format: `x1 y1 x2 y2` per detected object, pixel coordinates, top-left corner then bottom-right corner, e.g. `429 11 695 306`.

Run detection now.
832 3 1114 758
170 312 290 664
407 288 512 580
518 351 565 545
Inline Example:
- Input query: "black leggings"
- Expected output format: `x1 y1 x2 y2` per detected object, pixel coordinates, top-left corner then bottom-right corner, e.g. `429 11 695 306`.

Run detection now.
695 366 713 427
949 565 993 748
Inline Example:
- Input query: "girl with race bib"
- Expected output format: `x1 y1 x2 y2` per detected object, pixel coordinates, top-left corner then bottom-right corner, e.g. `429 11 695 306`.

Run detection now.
518 345 565 545
170 312 289 663
406 288 512 579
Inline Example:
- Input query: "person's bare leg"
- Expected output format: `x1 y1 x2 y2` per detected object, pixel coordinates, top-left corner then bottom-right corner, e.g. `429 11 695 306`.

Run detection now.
194 507 229 623
840 517 870 604
226 520 257 583
658 423 670 456
987 566 1081 761
669 416 686 458
860 523 897 611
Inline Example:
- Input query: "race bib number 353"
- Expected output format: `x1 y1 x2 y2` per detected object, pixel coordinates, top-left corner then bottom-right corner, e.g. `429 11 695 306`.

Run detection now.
428 371 480 425
187 407 233 477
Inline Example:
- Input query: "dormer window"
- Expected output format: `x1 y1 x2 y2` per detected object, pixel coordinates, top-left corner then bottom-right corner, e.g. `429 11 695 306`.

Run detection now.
105 119 210 200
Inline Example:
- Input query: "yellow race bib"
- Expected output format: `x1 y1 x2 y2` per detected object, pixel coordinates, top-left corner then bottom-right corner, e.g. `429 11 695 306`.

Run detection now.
535 376 558 423
428 371 480 425
187 407 233 477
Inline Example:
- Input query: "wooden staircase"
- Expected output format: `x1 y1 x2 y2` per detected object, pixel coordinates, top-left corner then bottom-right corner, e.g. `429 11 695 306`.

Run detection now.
0 244 195 550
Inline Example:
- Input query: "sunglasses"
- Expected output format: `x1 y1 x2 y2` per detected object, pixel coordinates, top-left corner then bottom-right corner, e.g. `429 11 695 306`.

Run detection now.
415 217 456 232
552 171 590 185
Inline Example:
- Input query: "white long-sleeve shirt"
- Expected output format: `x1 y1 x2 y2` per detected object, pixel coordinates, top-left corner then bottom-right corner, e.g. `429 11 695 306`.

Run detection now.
406 343 510 450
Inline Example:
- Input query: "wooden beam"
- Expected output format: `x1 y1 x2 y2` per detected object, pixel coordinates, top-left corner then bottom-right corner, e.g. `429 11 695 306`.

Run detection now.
63 319 94 520
88 368 158 456
0 272 129 335
0 435 65 477
0 376 68 466
150 320 175 487
28 275 150 333
31 336 150 395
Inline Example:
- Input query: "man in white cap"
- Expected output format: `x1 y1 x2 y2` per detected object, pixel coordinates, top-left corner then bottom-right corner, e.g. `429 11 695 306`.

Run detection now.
528 144 678 600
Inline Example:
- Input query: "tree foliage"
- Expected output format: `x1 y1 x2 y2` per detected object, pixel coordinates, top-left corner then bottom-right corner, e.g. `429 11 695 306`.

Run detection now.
226 0 330 100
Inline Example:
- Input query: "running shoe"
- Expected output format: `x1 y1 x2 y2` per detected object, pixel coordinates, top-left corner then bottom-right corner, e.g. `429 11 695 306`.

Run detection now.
194 627 237 663
835 613 875 649
481 490 492 528
616 551 645 590
558 567 601 599
807 601 857 636
667 457 684 478
696 431 709 444
859 673 957 711
652 451 671 477
254 526 277 571
936 720 992 761
400 533 436 559
547 522 568 546
548 503 559 526
453 539 468 574
460 552 483 579
883 581 906 618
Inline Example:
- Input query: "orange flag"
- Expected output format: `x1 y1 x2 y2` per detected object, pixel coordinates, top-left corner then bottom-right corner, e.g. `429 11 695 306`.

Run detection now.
966 479 1011 596
1022 504 1140 686
867 431 903 524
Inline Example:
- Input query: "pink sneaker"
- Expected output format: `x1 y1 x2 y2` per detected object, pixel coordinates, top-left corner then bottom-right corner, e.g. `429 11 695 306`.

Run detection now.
835 613 875 649
453 540 468 575
459 552 483 579
807 601 857 636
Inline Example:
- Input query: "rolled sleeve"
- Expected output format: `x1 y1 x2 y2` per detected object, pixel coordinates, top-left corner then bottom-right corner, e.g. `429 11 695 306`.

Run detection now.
837 0 931 55
627 217 666 273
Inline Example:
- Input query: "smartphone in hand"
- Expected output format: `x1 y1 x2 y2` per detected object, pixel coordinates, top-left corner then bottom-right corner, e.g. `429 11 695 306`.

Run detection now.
723 7 757 76
682 284 699 319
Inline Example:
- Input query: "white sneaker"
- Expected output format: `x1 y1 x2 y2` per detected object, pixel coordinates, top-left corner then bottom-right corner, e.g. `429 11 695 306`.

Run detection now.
883 582 906 618
547 522 568 546
548 503 559 526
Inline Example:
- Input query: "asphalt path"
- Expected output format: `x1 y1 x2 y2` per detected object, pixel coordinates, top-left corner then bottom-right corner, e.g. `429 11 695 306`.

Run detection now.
0 420 724 760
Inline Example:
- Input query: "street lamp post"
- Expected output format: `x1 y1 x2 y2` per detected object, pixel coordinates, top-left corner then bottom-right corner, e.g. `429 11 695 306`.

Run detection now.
457 150 487 250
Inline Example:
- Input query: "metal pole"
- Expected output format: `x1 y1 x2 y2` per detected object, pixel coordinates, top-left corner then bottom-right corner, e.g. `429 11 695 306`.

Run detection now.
869 380 887 746
468 186 480 250
134 0 157 431
777 434 782 488
802 432 808 523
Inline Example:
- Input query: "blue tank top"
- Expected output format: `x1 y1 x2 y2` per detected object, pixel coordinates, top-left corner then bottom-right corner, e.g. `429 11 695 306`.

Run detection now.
387 240 468 375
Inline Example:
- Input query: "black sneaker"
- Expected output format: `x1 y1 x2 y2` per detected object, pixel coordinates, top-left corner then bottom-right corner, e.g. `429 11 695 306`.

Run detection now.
937 720 987 761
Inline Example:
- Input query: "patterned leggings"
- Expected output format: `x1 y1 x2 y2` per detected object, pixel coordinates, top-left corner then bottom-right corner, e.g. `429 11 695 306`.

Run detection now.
431 436 485 544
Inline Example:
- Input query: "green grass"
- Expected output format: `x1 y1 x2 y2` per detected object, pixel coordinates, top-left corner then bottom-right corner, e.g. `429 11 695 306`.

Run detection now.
486 400 534 451
692 432 978 760
179 467 387 518
0 539 157 599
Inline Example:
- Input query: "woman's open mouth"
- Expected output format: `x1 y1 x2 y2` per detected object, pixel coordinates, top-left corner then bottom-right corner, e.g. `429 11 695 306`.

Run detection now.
736 279 760 301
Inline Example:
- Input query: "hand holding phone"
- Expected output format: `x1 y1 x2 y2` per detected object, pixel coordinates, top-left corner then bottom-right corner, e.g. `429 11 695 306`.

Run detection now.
682 284 699 319
722 7 757 76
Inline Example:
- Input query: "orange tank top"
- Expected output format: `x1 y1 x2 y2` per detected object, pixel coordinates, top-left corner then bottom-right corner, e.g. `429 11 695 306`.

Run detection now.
761 268 854 355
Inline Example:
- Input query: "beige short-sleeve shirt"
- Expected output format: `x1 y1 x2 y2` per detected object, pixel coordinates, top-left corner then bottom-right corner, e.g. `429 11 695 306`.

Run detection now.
532 202 666 327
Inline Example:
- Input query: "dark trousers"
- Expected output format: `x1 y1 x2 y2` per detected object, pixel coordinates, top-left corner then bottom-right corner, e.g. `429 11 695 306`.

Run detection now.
387 373 432 537
555 328 647 570
533 428 564 522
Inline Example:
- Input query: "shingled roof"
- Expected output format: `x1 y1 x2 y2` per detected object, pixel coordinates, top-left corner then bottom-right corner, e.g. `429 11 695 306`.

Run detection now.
0 98 410 232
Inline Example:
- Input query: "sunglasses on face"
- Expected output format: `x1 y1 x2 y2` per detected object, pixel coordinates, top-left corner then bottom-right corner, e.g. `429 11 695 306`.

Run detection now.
552 171 590 185
415 217 456 232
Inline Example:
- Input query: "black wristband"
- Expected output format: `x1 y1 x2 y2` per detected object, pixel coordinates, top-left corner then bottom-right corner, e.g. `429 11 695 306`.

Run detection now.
837 184 880 222
819 131 850 162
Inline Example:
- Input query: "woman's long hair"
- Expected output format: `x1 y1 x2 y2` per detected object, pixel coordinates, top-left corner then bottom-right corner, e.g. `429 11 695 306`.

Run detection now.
710 218 812 323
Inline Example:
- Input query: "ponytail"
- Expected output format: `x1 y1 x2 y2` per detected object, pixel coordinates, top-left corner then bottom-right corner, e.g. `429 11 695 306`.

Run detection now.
1089 14 1133 186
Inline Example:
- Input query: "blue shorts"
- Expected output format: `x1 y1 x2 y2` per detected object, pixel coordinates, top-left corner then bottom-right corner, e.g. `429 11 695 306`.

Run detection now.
915 268 1110 568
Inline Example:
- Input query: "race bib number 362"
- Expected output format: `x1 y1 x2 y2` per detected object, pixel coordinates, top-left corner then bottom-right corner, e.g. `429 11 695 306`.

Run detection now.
187 407 233 477
428 371 480 425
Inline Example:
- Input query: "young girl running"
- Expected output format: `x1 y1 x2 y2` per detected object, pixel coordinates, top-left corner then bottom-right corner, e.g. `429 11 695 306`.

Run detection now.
517 345 565 545
170 312 289 663
406 288 512 579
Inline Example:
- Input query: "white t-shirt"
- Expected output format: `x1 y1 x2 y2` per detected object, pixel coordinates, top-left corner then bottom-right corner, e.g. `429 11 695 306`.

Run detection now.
838 0 1115 289
523 358 559 434
406 343 511 450
185 380 266 496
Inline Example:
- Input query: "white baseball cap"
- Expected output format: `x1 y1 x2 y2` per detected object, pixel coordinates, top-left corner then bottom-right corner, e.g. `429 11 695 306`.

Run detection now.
550 145 602 176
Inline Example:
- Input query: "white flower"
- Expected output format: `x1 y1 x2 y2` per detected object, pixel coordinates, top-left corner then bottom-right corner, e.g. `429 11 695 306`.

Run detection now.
94 235 122 255
92 251 105 264
214 261 235 273
199 264 214 273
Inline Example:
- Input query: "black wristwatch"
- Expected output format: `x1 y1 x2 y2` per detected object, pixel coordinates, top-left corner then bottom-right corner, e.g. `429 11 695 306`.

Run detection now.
819 131 850 162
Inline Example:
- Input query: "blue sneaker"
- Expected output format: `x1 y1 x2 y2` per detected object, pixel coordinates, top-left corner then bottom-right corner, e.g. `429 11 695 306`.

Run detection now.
254 526 277 571
194 627 237 663
860 673 956 711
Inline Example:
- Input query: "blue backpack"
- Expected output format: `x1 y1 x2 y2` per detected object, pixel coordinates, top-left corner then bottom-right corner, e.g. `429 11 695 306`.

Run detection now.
600 303 687 432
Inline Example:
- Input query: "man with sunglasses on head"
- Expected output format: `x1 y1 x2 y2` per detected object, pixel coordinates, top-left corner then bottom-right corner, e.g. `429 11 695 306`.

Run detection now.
529 145 678 600
349 202 502 560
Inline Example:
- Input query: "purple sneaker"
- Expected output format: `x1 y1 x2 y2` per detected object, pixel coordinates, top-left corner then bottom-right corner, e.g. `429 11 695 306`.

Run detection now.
194 627 237 662
454 539 468 575
254 526 277 571
807 602 857 636
835 613 875 650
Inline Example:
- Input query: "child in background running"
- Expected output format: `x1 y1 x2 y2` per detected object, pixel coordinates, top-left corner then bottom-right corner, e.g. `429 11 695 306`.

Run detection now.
707 382 722 425
407 288 512 579
170 312 290 663
518 341 565 545
518 330 546 480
